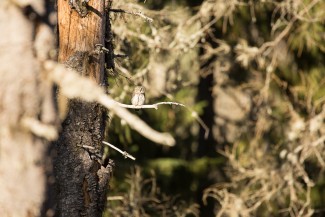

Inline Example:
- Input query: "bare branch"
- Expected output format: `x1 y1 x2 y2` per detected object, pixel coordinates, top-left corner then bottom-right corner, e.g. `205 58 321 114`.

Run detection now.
44 60 175 147
21 117 58 141
117 101 210 139
107 196 124 201
109 8 153 23
117 101 186 109
102 141 136 160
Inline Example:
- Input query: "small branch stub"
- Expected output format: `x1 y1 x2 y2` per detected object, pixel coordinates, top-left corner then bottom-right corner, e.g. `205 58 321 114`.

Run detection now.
69 0 89 17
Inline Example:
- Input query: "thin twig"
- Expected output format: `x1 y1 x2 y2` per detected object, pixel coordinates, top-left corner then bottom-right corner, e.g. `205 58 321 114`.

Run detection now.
191 111 210 139
102 141 135 160
117 101 210 138
102 141 136 160
258 0 321 55
107 196 124 201
77 144 95 150
109 8 153 23
117 101 186 109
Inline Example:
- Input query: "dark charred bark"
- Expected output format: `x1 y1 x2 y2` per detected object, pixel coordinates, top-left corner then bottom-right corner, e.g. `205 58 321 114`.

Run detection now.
54 101 111 217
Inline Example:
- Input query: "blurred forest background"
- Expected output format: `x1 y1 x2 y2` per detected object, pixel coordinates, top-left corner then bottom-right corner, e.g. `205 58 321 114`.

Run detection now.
104 0 325 217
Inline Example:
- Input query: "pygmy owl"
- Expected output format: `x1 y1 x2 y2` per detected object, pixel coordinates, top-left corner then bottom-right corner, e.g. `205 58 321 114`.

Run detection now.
131 86 146 107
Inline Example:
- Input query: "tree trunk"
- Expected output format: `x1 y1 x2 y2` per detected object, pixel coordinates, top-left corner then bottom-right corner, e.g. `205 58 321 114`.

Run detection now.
0 1 57 216
54 1 113 217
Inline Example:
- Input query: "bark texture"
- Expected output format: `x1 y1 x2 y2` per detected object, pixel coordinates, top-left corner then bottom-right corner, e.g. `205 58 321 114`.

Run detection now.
0 0 57 216
54 1 113 216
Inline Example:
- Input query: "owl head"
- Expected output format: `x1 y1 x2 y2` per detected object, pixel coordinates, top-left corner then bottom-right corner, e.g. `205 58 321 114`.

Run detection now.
134 86 145 94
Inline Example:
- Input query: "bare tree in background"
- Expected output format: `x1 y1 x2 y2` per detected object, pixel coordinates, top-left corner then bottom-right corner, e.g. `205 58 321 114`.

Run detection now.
0 0 58 216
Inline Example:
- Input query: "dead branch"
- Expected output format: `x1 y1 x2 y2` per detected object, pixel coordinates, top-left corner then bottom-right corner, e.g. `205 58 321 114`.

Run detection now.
44 60 175 147
21 117 58 141
117 101 186 109
102 141 136 160
109 8 153 22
